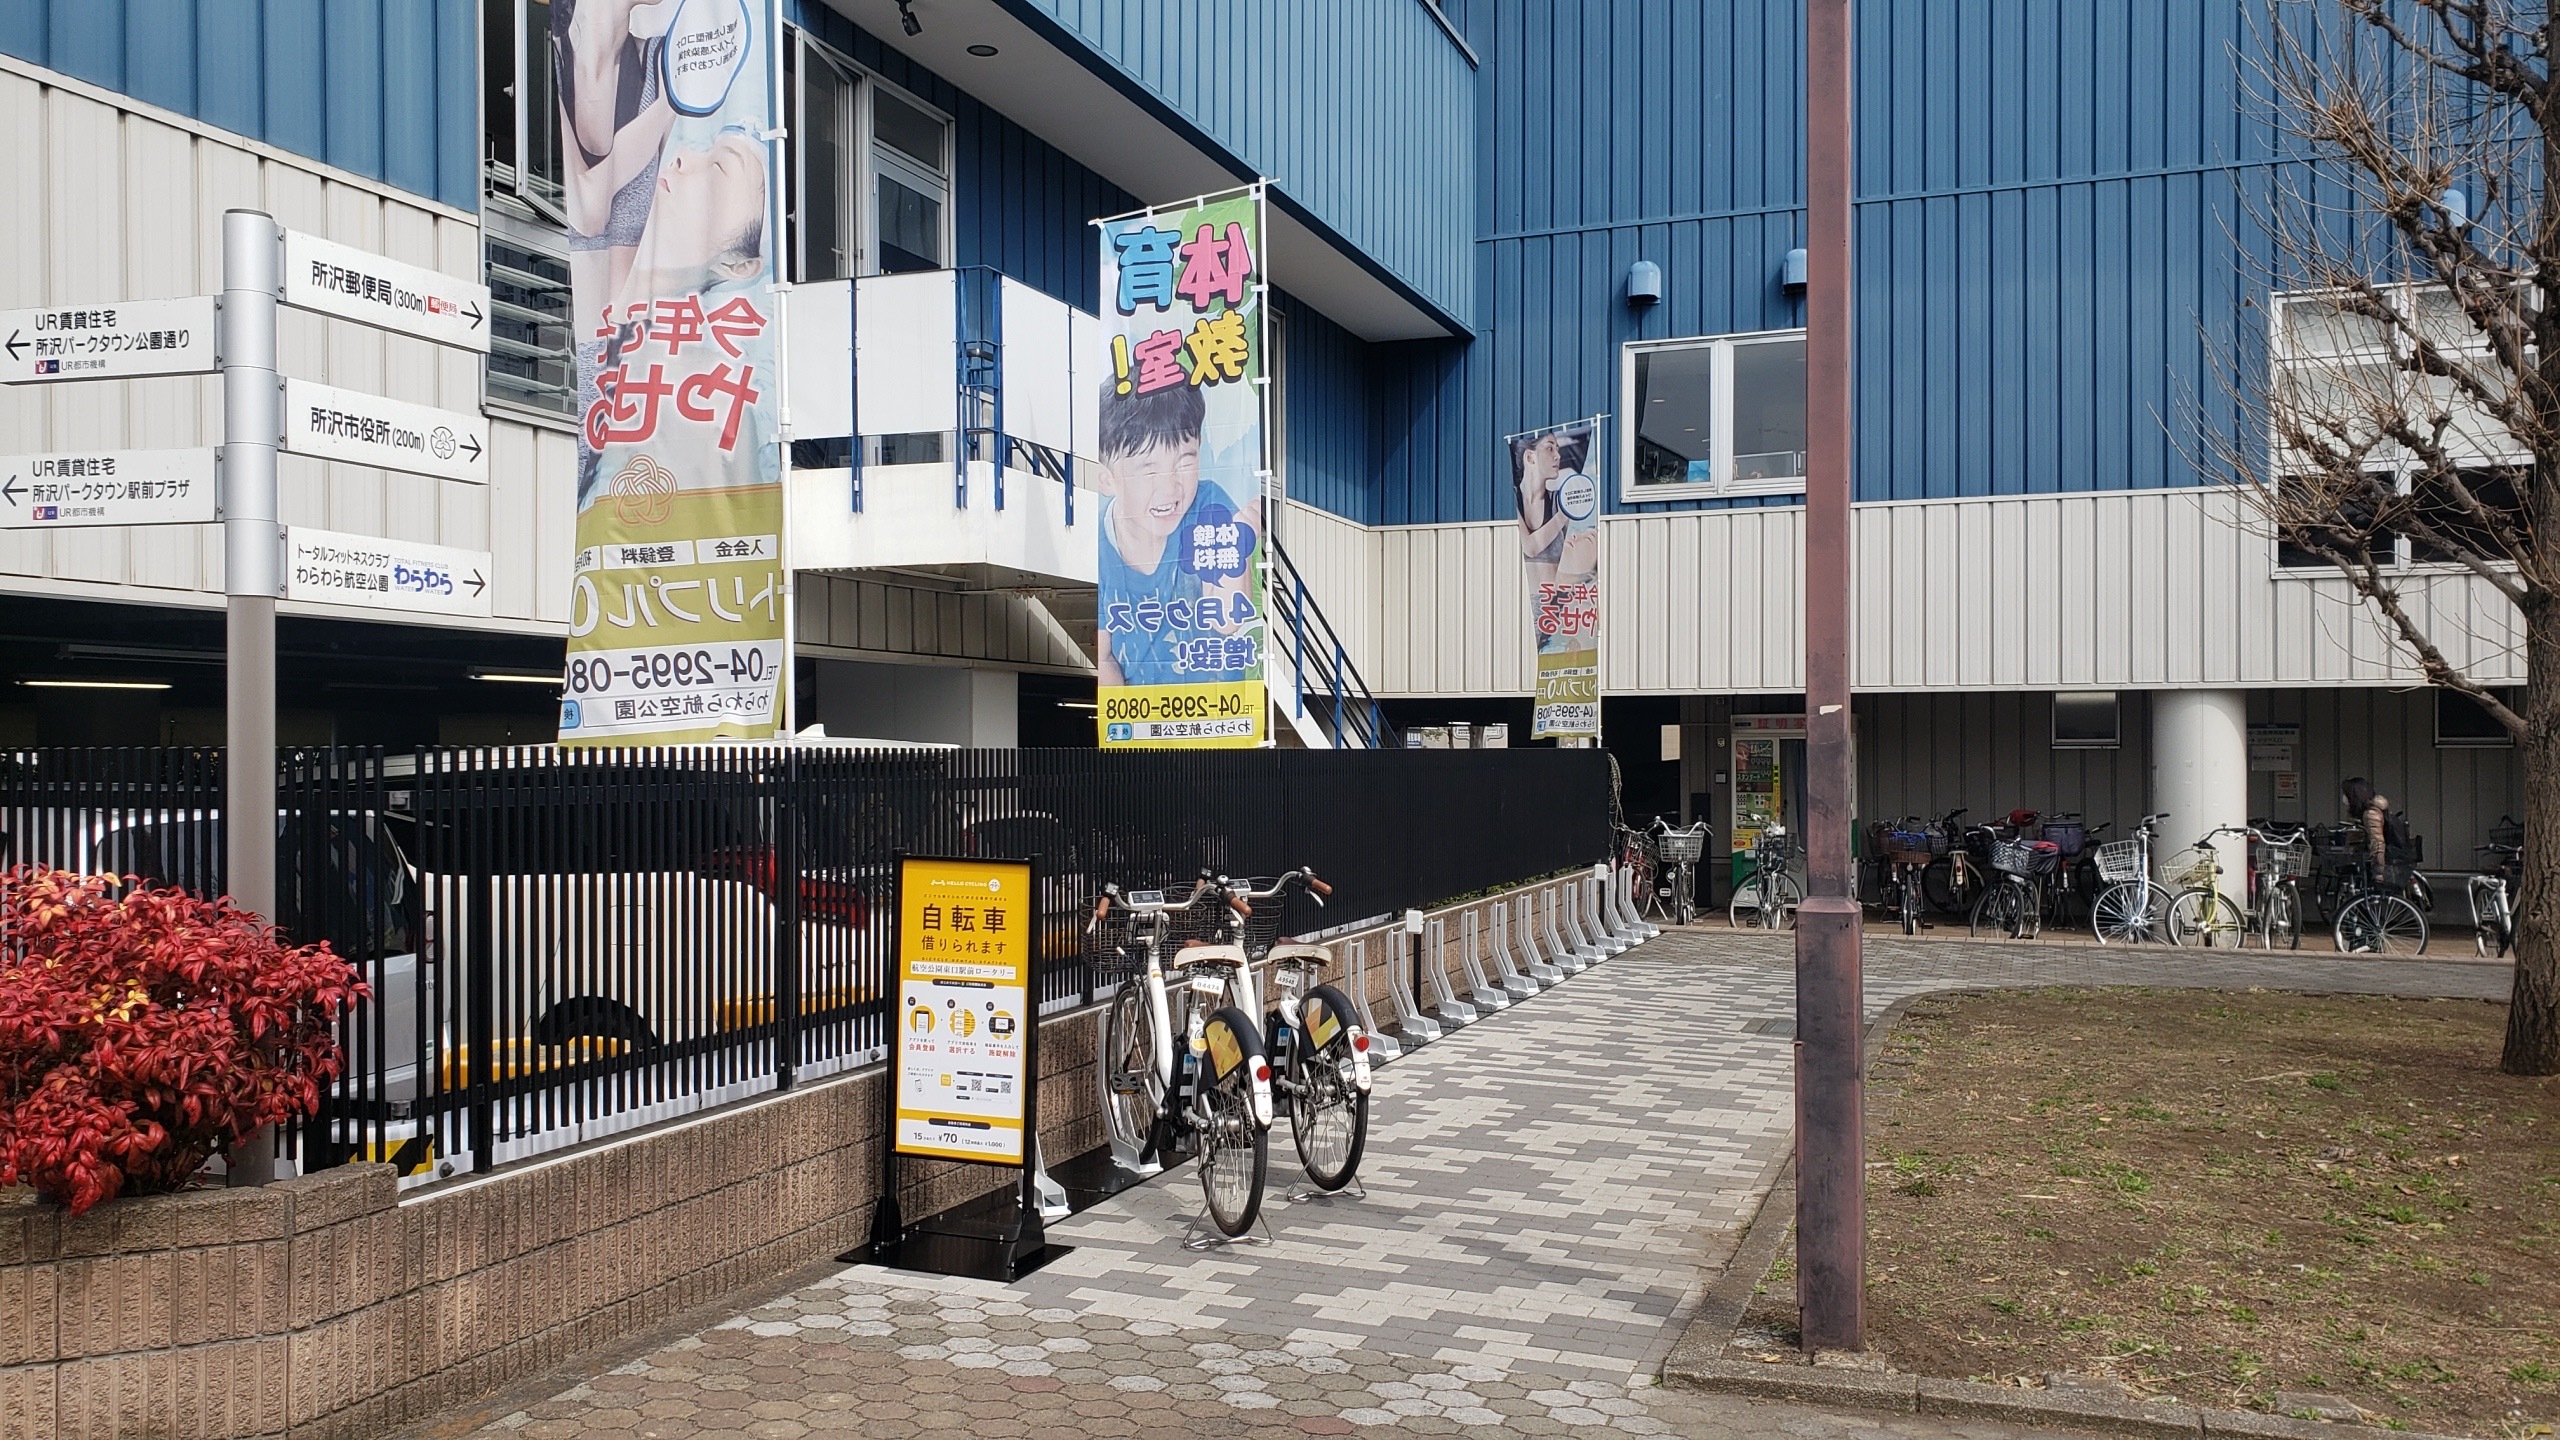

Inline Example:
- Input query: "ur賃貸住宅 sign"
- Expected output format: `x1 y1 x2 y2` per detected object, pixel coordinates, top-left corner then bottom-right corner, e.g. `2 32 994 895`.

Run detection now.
0 449 217 529
1093 187 1270 748
283 525 493 619
281 230 492 353
893 857 1036 1166
0 297 216 384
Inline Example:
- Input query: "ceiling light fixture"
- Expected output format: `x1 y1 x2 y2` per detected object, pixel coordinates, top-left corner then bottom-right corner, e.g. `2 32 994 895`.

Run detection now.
967 43 998 56
1055 699 1097 711
897 0 922 36
17 678 172 691
469 668 565 686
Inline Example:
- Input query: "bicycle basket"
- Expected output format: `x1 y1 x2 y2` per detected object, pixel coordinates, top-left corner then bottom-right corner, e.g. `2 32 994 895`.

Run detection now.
1656 826 1708 863
1085 910 1152 977
1991 838 2060 878
2166 847 2219 891
2490 818 2525 851
2040 821 2087 858
1884 829 1934 866
2093 839 2147 884
2255 836 2312 878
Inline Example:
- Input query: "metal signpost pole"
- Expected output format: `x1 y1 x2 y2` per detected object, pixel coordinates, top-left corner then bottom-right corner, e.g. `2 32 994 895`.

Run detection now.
222 208 283 1187
1794 0 1865 1351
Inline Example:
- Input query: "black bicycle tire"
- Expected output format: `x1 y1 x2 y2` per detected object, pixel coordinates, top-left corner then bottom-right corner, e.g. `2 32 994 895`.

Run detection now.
1098 977 1160 1161
1288 985 1370 1191
1196 1006 1269 1236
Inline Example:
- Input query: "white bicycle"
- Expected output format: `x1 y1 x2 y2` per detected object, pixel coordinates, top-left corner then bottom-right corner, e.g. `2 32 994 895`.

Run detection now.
2089 811 2172 944
1088 881 1276 1237
1208 868 1375 1193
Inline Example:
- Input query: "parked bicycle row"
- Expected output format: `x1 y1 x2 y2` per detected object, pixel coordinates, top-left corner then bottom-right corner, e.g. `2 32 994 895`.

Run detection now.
1613 802 2520 958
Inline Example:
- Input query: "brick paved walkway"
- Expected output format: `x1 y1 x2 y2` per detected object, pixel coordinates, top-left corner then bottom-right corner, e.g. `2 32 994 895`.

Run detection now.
433 931 2506 1440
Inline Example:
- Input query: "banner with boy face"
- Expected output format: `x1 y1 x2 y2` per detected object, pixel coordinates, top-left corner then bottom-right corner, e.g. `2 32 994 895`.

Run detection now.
1092 189 1269 748
554 0 788 745
1510 417 1603 739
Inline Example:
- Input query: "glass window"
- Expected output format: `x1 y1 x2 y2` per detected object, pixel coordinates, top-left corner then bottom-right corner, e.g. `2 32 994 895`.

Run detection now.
1632 344 1713 488
872 89 947 174
2274 473 2397 569
792 40 858 282
1625 331 1806 498
1729 338 1806 486
2409 464 2527 564
483 214 576 416
483 0 565 222
2051 692 2120 749
876 172 944 273
2436 687 2516 747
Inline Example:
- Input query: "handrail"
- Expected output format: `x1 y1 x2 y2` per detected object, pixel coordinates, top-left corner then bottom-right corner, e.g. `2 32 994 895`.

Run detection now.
1269 537 1396 748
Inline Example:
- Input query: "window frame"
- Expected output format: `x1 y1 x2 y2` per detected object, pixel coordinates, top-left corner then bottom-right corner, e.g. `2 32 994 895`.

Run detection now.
864 74 953 276
2435 686 2518 748
2050 691 2121 750
783 30 954 280
1620 328 1808 503
2265 284 2531 579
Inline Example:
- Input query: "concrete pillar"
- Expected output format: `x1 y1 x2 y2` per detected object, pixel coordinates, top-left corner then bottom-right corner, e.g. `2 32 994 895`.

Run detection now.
2149 690 2251 900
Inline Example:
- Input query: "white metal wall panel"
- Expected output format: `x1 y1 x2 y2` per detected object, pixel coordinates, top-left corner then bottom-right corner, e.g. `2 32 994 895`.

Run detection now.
786 280 853 439
1275 500 1382 685
1000 277 1075 455
0 69 562 628
854 271 956 435
1375 486 2524 697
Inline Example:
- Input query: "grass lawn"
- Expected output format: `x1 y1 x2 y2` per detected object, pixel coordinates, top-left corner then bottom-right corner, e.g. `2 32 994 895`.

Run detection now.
1843 988 2558 1437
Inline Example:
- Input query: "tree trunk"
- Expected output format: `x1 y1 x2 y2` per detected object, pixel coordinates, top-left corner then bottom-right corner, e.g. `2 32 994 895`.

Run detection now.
2506 604 2560 1075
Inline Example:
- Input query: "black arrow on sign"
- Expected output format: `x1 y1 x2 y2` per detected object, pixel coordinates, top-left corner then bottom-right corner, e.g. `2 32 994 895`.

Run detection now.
1 475 21 507
461 434 483 464
2 331 23 361
465 570 486 597
462 300 484 331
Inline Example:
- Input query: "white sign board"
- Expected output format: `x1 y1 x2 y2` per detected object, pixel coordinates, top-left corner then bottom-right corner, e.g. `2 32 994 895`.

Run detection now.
280 378 489 485
282 231 492 353
0 296 217 384
0 448 218 529
284 526 492 618
2247 722 2300 773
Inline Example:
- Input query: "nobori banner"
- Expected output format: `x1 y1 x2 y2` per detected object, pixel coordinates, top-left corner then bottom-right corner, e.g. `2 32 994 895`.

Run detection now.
1509 416 1606 740
556 0 788 746
1093 186 1270 748
282 230 492 353
281 378 489 485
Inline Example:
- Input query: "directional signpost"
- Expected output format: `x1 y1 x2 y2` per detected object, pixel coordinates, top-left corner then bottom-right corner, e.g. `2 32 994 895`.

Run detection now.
0 296 218 384
280 378 489 484
284 525 492 619
0 448 218 529
281 230 492 353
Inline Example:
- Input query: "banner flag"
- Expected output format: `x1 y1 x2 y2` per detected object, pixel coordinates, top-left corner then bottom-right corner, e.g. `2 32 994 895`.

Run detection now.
555 0 789 744
1092 187 1270 748
1510 416 1604 740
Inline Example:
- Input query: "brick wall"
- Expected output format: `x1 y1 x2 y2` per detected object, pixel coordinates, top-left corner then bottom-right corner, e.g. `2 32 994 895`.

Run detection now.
0 1006 1099 1440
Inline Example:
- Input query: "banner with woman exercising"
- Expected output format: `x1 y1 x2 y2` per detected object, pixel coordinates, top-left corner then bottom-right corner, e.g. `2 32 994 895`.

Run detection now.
1509 415 1605 740
553 0 788 744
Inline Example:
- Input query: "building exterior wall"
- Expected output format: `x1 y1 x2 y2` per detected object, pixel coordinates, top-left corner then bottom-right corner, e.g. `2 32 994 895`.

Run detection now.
1365 488 2523 699
1008 0 1478 327
0 0 480 213
0 58 574 633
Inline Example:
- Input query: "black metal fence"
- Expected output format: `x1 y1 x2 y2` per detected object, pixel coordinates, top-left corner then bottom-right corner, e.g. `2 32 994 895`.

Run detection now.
1 744 1608 1180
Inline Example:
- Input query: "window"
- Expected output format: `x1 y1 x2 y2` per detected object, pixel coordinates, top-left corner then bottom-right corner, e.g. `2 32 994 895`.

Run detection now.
2051 692 2120 749
2436 687 2517 747
871 86 949 273
483 0 566 223
2269 285 2530 575
1624 331 1806 500
780 34 951 280
483 206 576 416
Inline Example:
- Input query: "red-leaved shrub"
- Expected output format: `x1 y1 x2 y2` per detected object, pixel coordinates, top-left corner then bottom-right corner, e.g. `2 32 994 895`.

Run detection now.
0 868 368 1214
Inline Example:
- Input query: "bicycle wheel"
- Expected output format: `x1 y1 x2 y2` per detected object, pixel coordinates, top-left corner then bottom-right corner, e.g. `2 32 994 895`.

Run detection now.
1922 857 1978 917
1098 977 1162 1160
1195 1007 1269 1236
1673 865 1698 926
2167 889 2244 948
2090 882 2159 945
2257 880 2302 951
2335 895 2428 955
1288 985 1370 1191
1969 883 2023 939
1732 870 1802 929
1900 873 1921 935
1729 875 1774 929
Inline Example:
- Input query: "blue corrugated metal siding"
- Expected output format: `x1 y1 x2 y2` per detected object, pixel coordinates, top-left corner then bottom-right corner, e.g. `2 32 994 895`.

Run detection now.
788 4 1133 313
1279 294 1380 525
1009 0 1476 328
1376 0 2270 525
0 0 479 212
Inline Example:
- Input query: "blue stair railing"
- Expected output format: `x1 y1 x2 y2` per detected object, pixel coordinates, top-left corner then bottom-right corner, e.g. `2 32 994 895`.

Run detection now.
1268 537 1395 749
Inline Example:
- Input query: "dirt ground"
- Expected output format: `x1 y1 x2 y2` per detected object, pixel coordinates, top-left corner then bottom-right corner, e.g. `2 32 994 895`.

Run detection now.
1762 988 2560 1437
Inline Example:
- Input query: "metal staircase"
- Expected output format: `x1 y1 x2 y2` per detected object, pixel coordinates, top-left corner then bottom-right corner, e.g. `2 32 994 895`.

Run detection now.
1266 538 1395 749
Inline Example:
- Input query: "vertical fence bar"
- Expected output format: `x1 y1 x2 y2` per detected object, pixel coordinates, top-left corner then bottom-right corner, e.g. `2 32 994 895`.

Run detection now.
775 747 802 1089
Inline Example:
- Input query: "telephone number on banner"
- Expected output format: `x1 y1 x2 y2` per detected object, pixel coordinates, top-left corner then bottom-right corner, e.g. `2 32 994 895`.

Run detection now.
559 640 782 736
